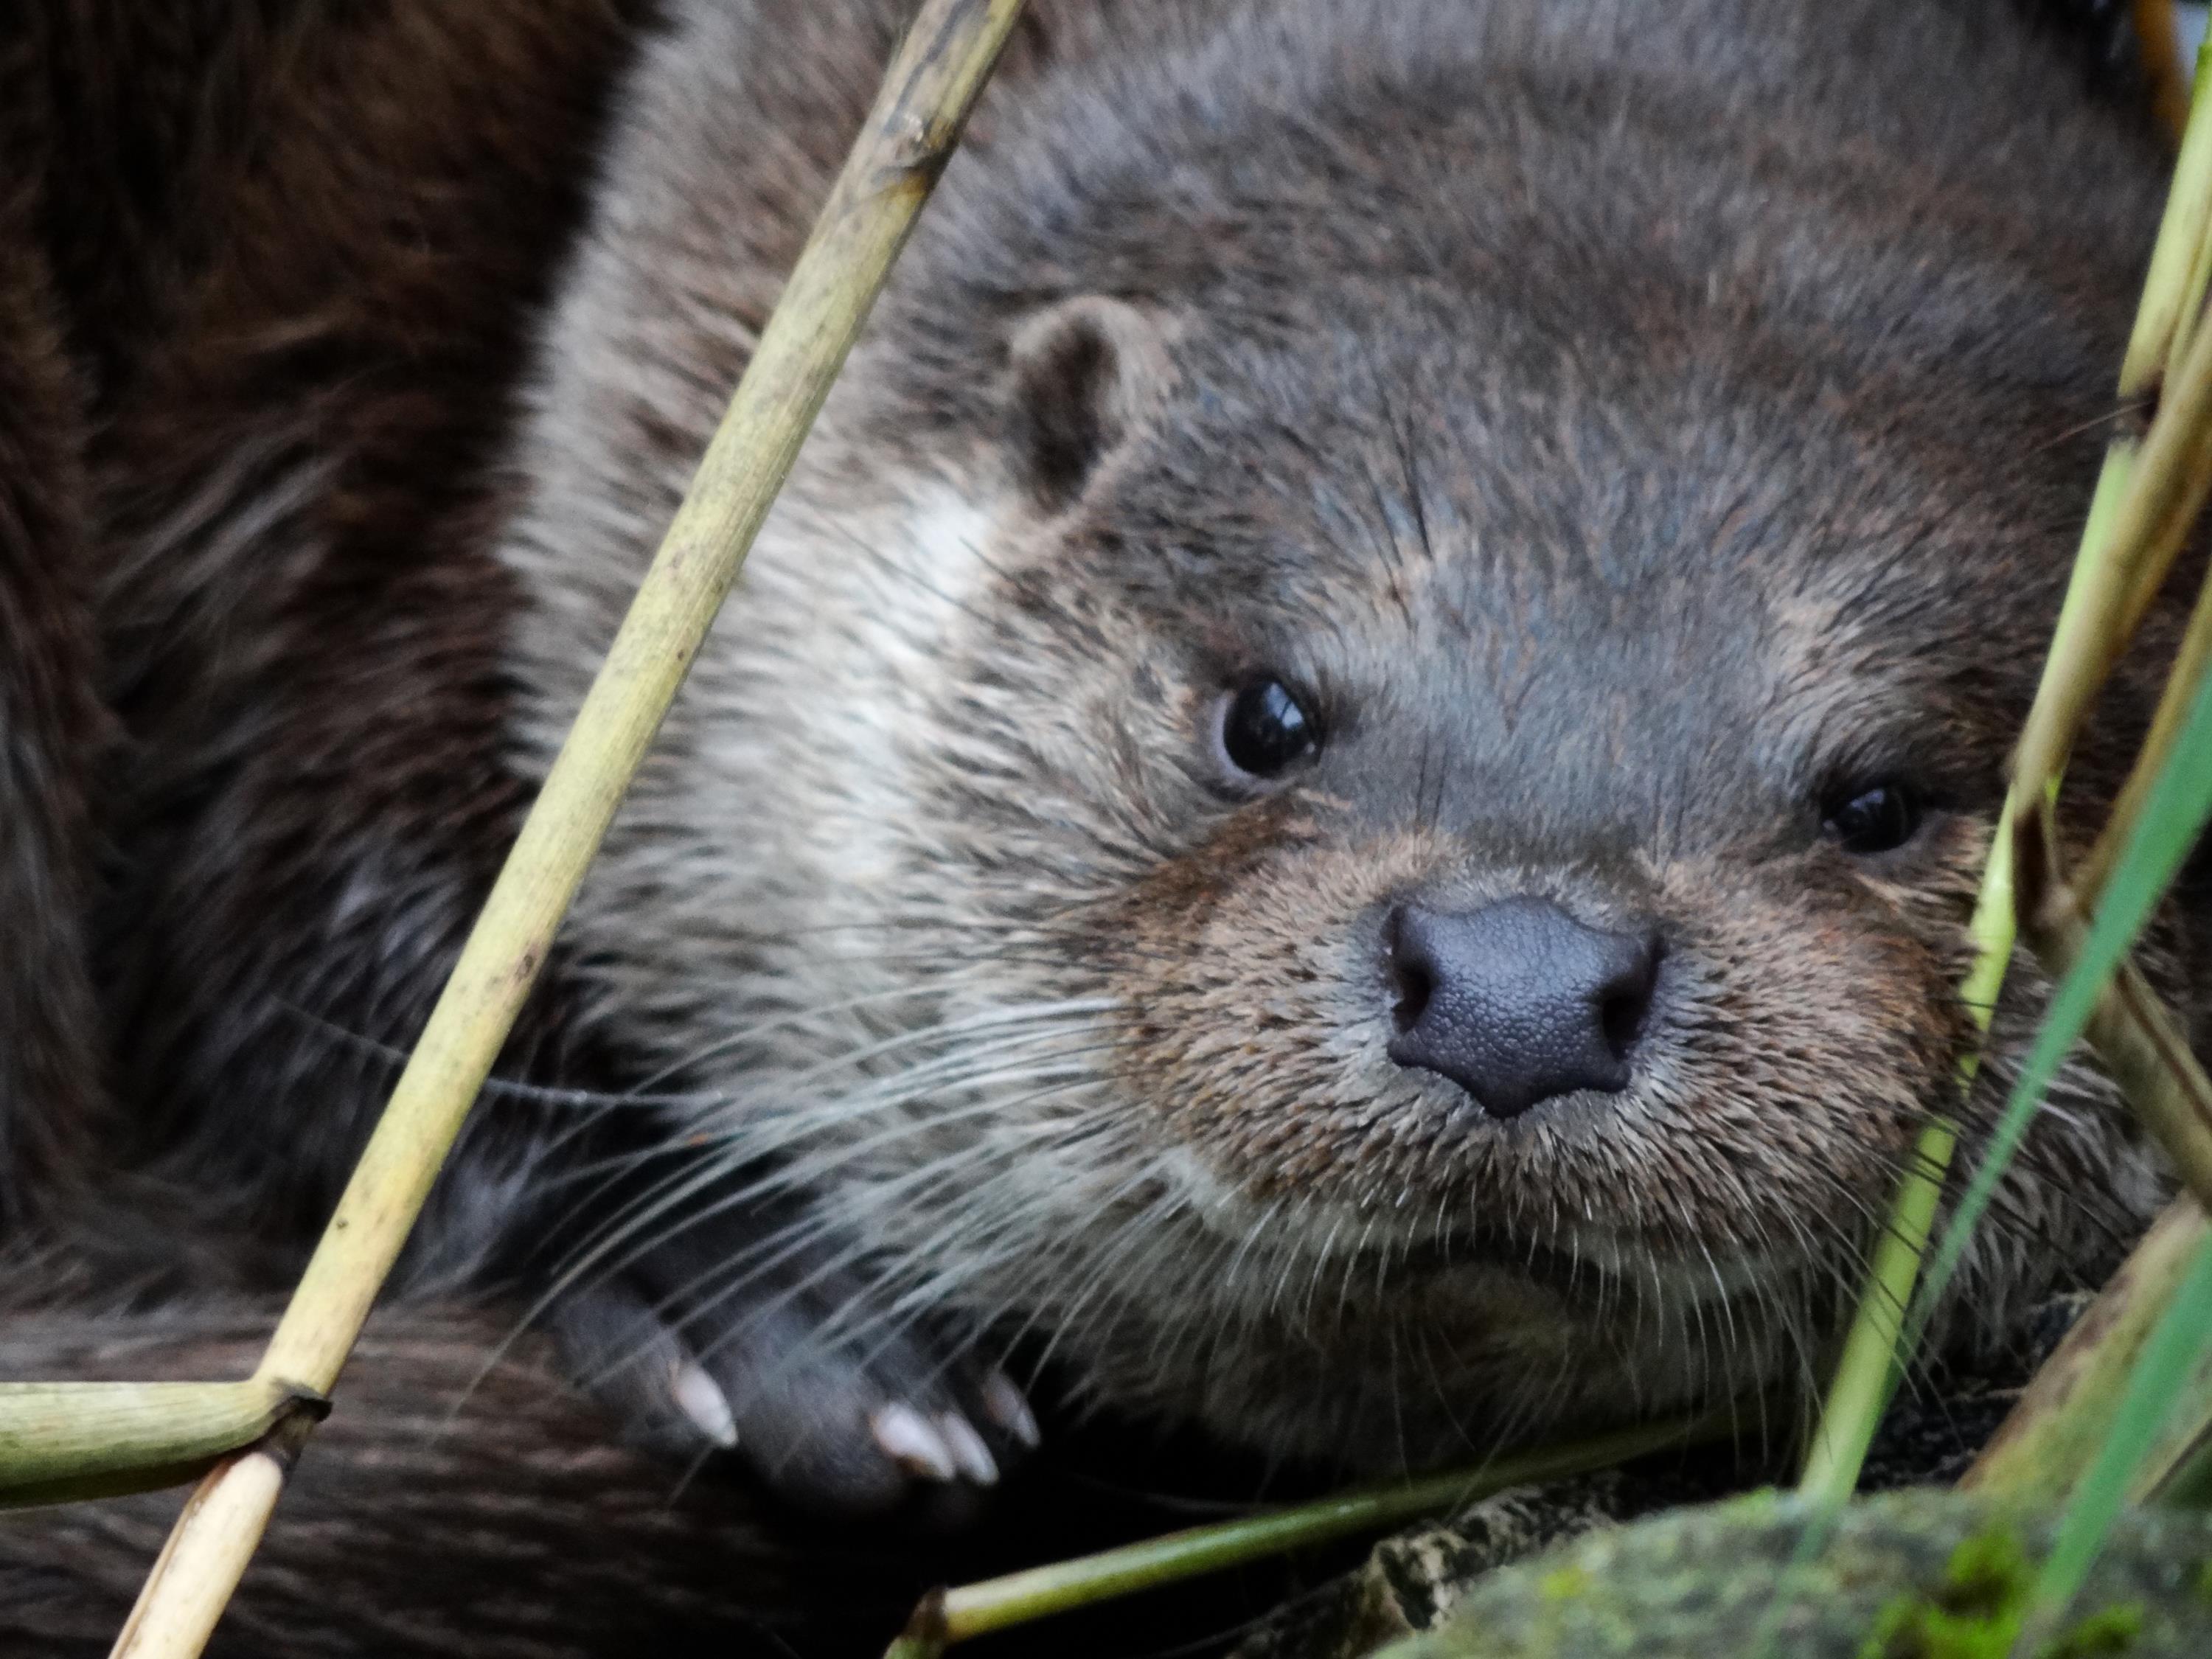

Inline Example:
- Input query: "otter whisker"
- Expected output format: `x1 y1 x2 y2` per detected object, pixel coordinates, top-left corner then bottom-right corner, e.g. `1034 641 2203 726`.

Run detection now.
274 1004 733 1112
577 1071 1133 1358
1012 1161 1194 1382
656 1107 1149 1398
617 975 1020 1099
635 995 1120 1118
550 1014 1118 1220
541 1043 1121 1325
594 1145 1063 1397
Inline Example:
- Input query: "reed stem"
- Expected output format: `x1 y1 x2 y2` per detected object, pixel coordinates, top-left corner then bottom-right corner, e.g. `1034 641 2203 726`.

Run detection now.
884 1407 1744 1659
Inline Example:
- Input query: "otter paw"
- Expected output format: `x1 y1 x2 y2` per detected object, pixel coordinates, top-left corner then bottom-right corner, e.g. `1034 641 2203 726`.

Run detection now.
549 1228 1037 1522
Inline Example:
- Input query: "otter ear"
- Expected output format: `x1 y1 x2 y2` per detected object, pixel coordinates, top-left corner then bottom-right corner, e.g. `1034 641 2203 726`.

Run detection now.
1006 296 1172 511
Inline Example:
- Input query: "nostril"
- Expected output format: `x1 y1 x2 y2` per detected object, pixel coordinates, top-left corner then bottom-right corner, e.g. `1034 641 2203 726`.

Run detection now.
1392 961 1433 1034
1595 936 1664 1062
1597 985 1644 1060
1385 908 1434 1034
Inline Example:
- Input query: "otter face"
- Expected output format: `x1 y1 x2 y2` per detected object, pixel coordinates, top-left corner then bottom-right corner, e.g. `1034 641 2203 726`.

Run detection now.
502 1 2179 1481
803 288 2168 1469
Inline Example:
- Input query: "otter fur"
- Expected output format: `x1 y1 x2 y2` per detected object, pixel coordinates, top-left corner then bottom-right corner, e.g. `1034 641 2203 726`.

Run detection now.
0 0 2199 1652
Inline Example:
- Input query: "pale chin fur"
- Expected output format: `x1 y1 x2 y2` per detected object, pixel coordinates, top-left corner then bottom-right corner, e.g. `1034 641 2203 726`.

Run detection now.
501 421 1023 1076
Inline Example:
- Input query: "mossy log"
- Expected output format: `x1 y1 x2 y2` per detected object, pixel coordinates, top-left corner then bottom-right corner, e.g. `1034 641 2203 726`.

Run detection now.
1378 1492 2212 1659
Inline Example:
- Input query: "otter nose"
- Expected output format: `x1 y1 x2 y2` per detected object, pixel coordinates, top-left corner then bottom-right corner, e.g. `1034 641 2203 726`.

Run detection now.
1385 897 1660 1119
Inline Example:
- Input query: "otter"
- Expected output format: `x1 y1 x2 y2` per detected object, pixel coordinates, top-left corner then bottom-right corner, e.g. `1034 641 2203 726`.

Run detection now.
0 0 2197 1651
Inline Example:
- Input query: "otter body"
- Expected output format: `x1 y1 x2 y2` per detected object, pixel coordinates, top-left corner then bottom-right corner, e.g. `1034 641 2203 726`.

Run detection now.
0 0 2197 1652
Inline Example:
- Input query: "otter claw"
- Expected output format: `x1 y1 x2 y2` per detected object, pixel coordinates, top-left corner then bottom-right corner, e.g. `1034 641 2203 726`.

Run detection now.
871 1402 959 1481
939 1411 999 1485
982 1370 1040 1449
669 1358 739 1448
551 1206 1034 1515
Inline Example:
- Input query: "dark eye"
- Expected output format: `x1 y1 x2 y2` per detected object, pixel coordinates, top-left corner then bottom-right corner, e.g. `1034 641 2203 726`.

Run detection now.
1823 782 1922 855
1218 678 1319 779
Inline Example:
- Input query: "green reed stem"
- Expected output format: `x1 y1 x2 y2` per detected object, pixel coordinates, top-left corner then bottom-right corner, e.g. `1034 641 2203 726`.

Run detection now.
883 1407 1742 1658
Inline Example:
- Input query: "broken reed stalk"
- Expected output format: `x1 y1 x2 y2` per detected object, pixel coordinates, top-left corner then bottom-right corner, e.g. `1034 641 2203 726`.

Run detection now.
102 4 1026 1655
0 1379 316 1510
1964 1198 2210 1503
1797 38 2212 1509
880 1405 1746 1659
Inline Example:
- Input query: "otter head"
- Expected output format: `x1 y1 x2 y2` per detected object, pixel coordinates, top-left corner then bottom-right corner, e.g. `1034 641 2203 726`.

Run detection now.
503 1 2174 1476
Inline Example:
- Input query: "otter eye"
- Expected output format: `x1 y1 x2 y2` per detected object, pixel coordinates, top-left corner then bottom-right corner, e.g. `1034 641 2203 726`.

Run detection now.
1218 678 1319 778
1823 782 1922 855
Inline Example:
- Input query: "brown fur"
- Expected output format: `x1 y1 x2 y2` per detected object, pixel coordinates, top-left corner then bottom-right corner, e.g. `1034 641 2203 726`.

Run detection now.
0 13 110 1226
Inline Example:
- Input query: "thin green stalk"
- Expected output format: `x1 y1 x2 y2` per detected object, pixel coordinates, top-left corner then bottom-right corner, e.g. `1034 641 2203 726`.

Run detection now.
883 1408 1742 1658
1792 829 1997 1507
